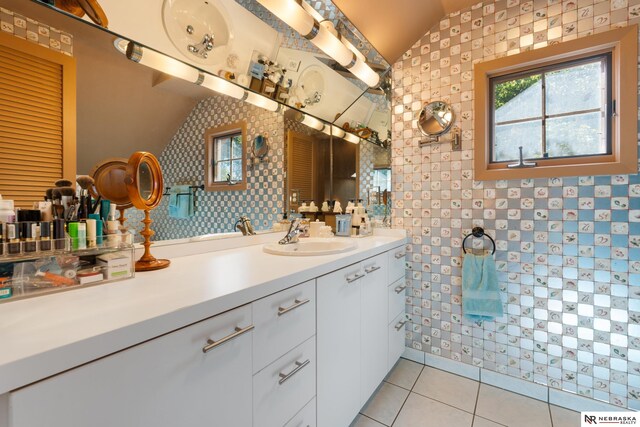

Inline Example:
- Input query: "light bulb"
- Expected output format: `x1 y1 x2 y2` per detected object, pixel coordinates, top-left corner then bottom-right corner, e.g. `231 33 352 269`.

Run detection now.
343 132 360 144
199 74 245 99
244 91 280 112
257 0 314 35
322 125 346 138
126 42 201 83
312 24 354 66
298 113 325 131
348 57 380 87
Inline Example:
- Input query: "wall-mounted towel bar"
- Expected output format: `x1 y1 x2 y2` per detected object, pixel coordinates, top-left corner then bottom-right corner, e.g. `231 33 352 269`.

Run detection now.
462 227 496 255
162 185 204 197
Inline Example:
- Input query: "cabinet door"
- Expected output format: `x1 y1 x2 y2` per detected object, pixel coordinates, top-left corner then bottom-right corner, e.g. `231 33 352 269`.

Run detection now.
10 305 254 427
389 312 408 371
317 263 362 427
360 253 389 407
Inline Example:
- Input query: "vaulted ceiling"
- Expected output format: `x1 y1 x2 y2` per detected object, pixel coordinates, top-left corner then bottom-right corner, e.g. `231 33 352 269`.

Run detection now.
334 0 479 65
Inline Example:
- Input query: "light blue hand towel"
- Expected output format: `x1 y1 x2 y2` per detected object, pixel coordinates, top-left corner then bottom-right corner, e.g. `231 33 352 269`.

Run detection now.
462 253 503 321
168 185 194 219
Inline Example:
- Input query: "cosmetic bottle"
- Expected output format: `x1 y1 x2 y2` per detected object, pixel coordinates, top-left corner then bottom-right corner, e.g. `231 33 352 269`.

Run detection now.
68 222 79 250
107 204 118 234
40 221 52 252
0 199 15 224
88 214 103 245
6 223 20 255
77 222 87 250
0 222 4 256
21 222 37 253
86 219 97 248
53 219 66 250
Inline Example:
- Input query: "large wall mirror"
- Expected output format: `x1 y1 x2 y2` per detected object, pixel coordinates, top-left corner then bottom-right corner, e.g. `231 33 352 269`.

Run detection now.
0 0 391 241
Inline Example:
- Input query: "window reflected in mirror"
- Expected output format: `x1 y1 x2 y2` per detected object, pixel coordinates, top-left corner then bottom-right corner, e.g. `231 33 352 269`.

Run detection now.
205 121 247 192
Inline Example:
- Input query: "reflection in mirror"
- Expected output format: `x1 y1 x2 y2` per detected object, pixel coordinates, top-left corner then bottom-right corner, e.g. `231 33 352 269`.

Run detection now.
138 162 154 201
417 101 456 139
2 0 391 242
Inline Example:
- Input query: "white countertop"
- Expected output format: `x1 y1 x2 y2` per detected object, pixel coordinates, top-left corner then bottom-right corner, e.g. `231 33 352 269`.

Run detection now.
0 231 407 395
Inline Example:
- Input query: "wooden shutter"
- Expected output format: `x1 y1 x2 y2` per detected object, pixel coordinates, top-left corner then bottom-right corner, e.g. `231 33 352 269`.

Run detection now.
287 130 315 206
0 32 76 209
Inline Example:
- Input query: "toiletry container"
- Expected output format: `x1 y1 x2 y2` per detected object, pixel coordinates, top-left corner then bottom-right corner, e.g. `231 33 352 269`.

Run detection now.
0 199 16 224
309 220 325 238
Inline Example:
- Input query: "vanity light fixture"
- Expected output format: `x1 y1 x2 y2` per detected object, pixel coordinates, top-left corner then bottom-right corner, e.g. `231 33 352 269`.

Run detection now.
257 0 380 87
123 42 282 113
125 42 201 84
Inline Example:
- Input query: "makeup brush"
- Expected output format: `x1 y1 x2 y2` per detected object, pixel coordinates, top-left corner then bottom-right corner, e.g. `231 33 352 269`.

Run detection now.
76 175 94 220
59 187 76 220
55 179 73 188
52 189 63 220
45 188 54 202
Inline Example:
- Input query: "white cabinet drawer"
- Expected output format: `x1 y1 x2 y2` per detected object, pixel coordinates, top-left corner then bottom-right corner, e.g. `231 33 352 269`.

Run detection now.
388 246 407 282
388 278 407 322
388 312 407 372
253 337 316 427
284 397 316 427
253 280 315 373
10 304 254 427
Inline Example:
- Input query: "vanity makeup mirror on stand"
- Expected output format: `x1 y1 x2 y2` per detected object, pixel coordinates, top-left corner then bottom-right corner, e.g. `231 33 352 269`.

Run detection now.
125 152 170 272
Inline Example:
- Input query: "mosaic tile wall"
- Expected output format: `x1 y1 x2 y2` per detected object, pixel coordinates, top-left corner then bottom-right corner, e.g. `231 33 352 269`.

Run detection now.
359 141 390 200
0 7 73 55
391 0 640 409
128 94 285 240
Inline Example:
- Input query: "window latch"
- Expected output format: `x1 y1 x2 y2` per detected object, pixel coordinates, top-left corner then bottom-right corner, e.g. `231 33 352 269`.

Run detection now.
507 146 537 169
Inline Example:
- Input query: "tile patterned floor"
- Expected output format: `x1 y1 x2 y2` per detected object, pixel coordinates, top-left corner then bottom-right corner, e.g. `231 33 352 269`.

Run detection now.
351 359 580 427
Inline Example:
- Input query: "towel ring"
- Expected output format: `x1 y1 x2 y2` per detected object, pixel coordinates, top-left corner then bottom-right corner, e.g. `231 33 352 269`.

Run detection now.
462 227 496 255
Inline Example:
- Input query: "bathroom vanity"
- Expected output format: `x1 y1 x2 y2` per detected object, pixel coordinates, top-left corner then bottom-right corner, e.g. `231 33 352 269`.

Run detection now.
0 231 407 427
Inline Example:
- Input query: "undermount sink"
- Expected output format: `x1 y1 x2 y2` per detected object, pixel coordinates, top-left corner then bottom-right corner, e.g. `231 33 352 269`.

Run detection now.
162 0 232 65
263 238 357 256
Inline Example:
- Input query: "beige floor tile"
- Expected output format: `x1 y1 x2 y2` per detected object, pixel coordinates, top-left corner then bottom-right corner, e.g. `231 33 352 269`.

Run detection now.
385 358 424 390
412 366 479 413
360 382 409 426
473 416 507 427
393 393 473 427
475 384 551 427
350 414 386 427
550 405 580 427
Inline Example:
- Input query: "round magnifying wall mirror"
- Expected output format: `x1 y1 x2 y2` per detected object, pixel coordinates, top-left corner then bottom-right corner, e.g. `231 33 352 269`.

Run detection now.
417 101 455 138
125 151 170 272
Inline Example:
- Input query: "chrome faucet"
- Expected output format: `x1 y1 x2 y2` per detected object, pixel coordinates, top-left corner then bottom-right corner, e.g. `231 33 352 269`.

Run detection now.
279 218 304 245
235 216 256 236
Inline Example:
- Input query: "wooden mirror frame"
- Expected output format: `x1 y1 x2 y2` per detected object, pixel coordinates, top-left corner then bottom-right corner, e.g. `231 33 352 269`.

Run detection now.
125 151 170 272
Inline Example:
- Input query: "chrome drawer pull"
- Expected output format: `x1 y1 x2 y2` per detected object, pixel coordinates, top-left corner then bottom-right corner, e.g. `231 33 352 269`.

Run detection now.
394 284 407 294
365 265 381 274
346 273 365 283
394 251 406 259
278 298 310 316
395 320 407 331
278 359 310 385
202 324 254 353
